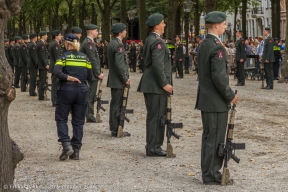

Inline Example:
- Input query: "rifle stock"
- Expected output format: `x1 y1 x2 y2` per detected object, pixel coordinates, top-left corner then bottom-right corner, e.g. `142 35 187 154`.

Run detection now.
218 90 245 186
161 93 182 158
116 84 133 137
96 79 109 123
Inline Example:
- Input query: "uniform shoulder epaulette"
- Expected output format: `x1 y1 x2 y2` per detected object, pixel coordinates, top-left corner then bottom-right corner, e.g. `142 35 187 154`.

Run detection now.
214 39 221 45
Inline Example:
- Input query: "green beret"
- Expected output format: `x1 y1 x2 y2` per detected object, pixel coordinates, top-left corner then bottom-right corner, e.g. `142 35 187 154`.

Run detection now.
205 11 226 23
264 27 271 31
71 26 82 34
111 23 126 33
14 36 22 41
51 30 61 36
29 33 37 39
86 24 98 30
39 31 47 36
21 35 28 40
4 39 9 42
146 13 164 27
9 37 15 41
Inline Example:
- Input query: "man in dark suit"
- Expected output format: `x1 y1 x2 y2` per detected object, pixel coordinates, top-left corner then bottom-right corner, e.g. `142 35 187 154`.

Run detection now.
36 31 49 100
235 30 246 86
80 24 104 123
107 23 131 137
260 28 275 89
7 37 15 73
174 35 184 78
129 41 137 72
13 36 22 88
138 13 173 157
27 33 38 96
19 35 29 92
195 11 238 185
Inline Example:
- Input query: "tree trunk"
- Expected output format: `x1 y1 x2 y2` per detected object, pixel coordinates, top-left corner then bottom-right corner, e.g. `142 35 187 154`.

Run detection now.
241 0 247 39
205 0 216 13
120 0 127 48
138 0 146 42
91 2 97 25
194 0 200 38
174 4 182 38
280 0 288 82
79 0 87 42
233 2 238 42
167 0 179 40
66 0 73 33
0 1 25 191
271 0 281 39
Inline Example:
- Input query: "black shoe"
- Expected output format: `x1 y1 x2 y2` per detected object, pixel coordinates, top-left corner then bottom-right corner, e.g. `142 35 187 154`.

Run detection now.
235 83 244 86
14 85 20 88
264 86 273 89
86 119 96 123
69 147 79 160
146 150 167 157
111 132 117 137
176 76 183 79
59 142 74 161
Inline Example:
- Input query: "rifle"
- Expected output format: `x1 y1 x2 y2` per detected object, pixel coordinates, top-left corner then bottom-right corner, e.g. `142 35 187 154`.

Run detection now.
95 79 109 123
261 67 265 89
218 90 245 186
161 93 183 158
116 84 133 138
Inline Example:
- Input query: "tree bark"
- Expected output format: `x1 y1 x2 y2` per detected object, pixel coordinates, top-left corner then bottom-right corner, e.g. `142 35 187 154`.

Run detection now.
233 1 238 42
0 2 25 192
174 3 182 38
205 0 216 13
271 0 281 39
167 0 179 40
120 0 127 48
194 0 200 38
138 0 146 42
241 0 247 39
280 0 288 82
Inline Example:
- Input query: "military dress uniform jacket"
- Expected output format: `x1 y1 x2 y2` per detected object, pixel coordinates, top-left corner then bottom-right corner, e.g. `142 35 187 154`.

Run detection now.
107 38 129 89
13 44 20 67
262 36 275 63
36 40 49 69
48 40 62 74
129 46 137 60
175 42 183 61
80 37 101 81
5 45 9 63
235 37 246 61
19 43 28 68
195 34 235 112
27 42 38 68
137 32 171 95
7 44 14 65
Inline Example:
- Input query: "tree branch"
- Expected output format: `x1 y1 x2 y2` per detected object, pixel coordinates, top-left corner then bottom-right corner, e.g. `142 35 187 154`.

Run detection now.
96 0 104 14
110 0 119 10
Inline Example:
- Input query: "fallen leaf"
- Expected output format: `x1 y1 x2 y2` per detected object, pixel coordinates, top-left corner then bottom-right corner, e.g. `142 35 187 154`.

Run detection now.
188 173 195 176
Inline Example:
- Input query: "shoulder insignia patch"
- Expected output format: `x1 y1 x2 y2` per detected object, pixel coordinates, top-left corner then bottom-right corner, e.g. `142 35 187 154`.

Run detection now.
33 47 35 49
269 40 272 43
157 43 162 50
42 45 44 49
215 41 221 45
56 46 58 50
218 50 223 59
119 47 123 52
89 45 92 50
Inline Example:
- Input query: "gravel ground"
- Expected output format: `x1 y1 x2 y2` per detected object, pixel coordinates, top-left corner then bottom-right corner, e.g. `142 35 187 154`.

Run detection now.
7 69 288 192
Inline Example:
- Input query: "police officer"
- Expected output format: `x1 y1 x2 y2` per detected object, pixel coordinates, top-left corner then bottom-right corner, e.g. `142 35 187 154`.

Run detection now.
260 28 275 89
195 11 238 185
80 24 104 123
54 33 92 161
7 37 15 73
49 30 63 107
129 41 137 72
235 30 246 86
13 36 22 88
28 33 38 96
107 23 131 137
174 35 184 78
137 13 172 157
36 31 49 100
273 38 281 80
19 35 29 92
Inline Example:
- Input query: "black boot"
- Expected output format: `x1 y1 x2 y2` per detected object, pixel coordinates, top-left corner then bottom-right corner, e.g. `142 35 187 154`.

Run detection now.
59 142 74 161
69 147 80 160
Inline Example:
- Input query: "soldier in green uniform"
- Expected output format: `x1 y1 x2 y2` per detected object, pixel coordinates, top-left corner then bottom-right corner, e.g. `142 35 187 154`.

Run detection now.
195 11 238 185
235 30 246 86
107 23 131 137
4 39 9 65
80 24 104 123
7 37 15 72
19 35 29 92
36 31 49 100
28 33 38 96
138 13 173 157
129 41 137 72
174 35 184 78
13 36 22 88
49 30 63 107
71 26 82 40
260 27 275 89
98 41 104 68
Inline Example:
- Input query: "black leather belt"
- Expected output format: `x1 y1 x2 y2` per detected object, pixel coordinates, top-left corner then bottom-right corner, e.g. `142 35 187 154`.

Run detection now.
64 81 86 85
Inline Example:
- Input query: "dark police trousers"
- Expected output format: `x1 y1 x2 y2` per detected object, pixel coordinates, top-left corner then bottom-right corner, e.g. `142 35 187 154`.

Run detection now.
56 83 89 149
